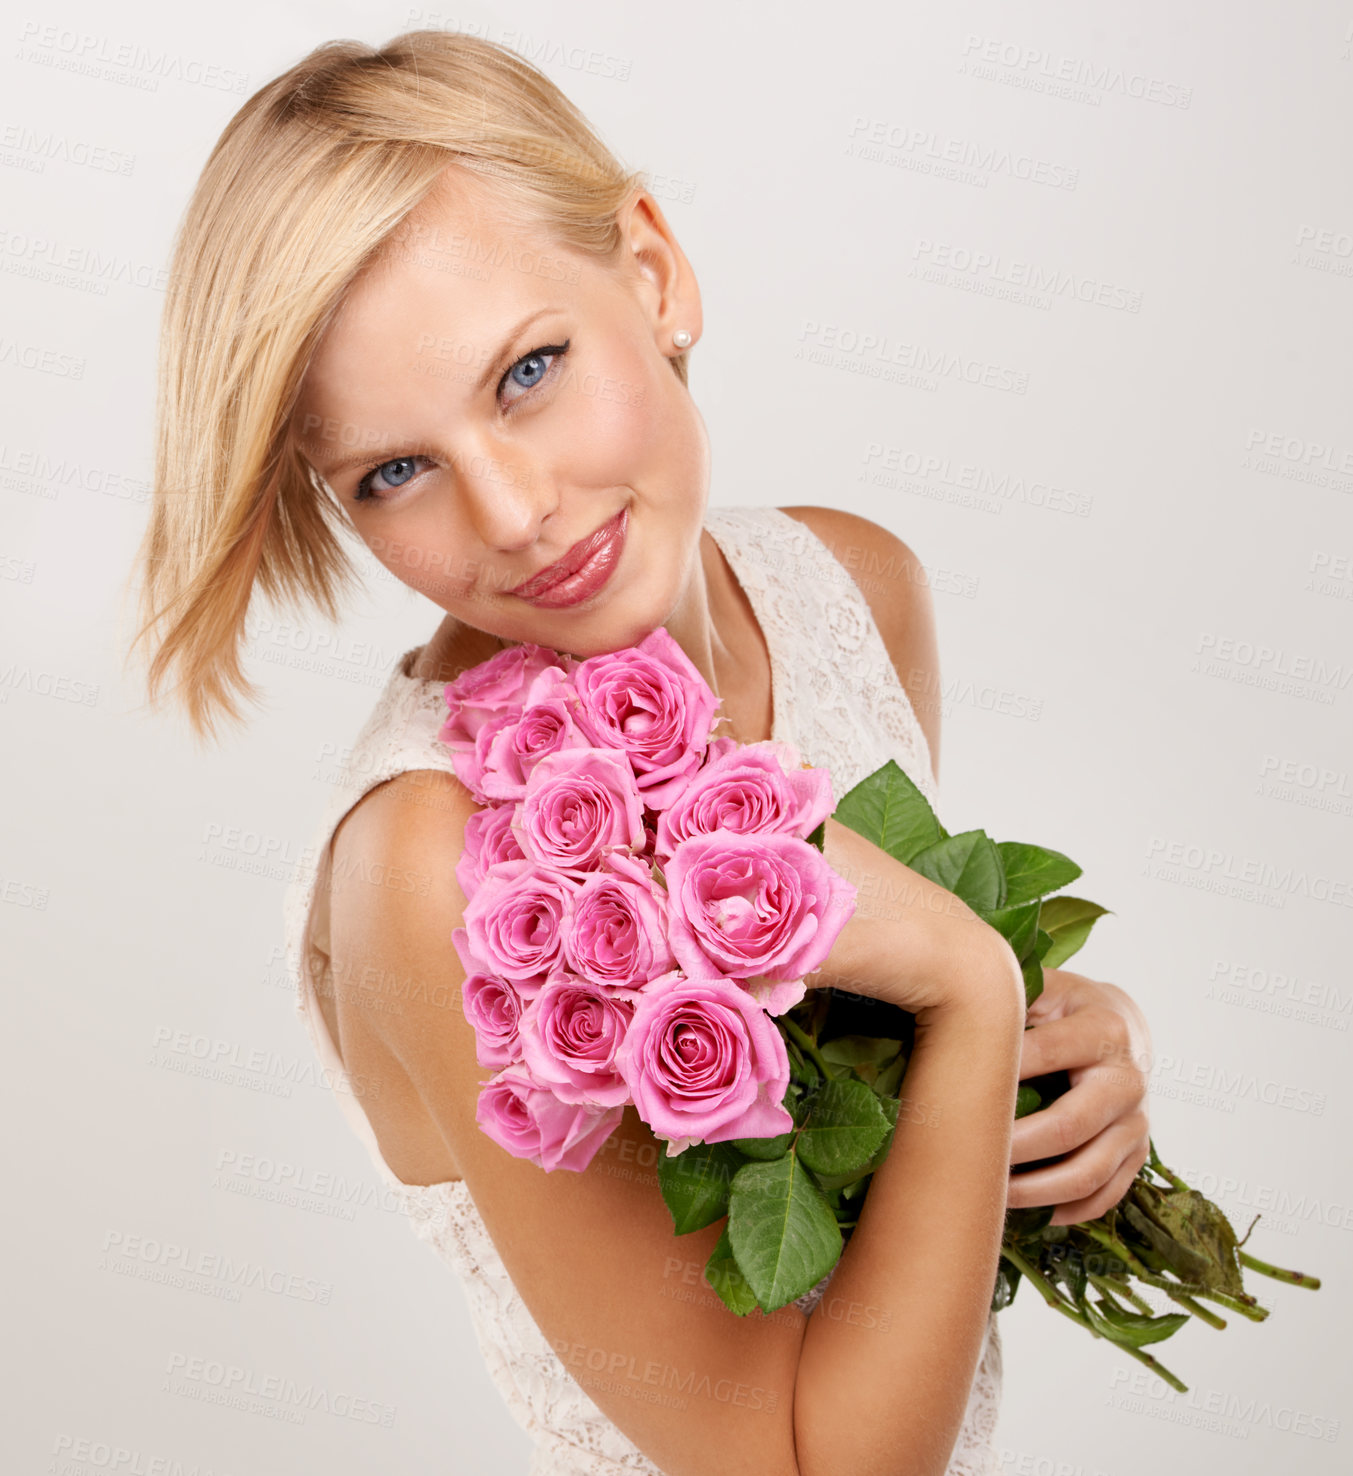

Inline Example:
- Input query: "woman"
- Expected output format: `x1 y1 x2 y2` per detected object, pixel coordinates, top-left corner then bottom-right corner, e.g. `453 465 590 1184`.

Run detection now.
130 31 1151 1476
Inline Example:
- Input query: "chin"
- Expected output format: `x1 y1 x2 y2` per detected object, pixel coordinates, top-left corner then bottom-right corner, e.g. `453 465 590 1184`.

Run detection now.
523 592 678 661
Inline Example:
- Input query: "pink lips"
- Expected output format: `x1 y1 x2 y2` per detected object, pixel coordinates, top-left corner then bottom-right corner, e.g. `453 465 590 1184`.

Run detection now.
509 507 628 608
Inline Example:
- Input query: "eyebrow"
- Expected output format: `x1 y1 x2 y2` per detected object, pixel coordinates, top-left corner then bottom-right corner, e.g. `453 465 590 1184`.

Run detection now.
306 306 557 479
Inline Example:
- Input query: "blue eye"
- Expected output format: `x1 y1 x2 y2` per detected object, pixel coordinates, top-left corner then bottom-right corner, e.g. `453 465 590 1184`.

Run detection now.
354 455 425 503
499 339 570 406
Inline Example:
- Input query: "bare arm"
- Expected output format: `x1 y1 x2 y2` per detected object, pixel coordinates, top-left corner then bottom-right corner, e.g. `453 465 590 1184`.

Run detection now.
793 819 1025 1476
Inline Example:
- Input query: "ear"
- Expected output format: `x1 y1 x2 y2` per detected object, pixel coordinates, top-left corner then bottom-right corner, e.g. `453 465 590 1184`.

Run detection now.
614 189 703 361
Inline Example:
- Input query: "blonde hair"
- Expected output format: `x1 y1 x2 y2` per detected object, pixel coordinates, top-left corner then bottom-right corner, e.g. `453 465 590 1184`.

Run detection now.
125 29 679 745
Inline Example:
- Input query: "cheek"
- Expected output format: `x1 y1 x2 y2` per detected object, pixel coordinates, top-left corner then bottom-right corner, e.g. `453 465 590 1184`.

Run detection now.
368 518 483 608
555 342 671 481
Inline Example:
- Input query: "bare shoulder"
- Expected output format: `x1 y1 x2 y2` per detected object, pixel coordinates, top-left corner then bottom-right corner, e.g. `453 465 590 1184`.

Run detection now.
324 767 805 1473
325 768 484 1185
777 505 942 772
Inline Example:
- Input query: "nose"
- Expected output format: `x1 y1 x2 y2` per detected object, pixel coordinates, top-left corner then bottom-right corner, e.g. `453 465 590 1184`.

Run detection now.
455 440 560 553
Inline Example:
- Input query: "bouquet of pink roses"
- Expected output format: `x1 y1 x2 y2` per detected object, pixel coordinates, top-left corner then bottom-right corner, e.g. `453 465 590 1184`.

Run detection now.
440 627 1320 1393
442 626 854 1174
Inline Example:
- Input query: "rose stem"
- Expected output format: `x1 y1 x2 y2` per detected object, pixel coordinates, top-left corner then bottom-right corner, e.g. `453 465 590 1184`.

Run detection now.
1001 1244 1188 1392
1237 1250 1322 1289
779 1015 836 1079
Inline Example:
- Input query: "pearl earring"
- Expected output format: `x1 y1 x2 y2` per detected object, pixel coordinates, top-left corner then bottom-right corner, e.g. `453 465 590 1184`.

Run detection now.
672 329 692 349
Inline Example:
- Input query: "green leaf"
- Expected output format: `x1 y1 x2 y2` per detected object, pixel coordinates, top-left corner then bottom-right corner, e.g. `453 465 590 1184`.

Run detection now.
819 1035 905 1069
655 1141 744 1234
1127 1185 1247 1298
833 758 946 863
996 841 1082 906
819 1035 904 1089
985 899 1042 961
727 1154 843 1312
795 1077 891 1175
1084 1298 1190 1348
860 1092 901 1173
992 1261 1022 1310
1038 896 1110 968
1048 1247 1088 1304
810 1163 876 1193
804 818 825 851
1004 1204 1055 1238
731 1128 795 1160
908 830 1007 912
704 1224 761 1315
1174 1194 1247 1297
872 1050 907 1098
1022 953 1044 1009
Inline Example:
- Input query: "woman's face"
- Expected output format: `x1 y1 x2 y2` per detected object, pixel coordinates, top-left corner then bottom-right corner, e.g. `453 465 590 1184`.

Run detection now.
292 166 709 659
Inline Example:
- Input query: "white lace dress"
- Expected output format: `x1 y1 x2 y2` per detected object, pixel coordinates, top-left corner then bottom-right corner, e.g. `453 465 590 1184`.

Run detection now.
282 504 1003 1475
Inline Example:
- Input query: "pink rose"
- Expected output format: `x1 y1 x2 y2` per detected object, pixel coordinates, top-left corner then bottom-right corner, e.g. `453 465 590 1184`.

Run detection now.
654 740 834 858
512 747 646 871
476 1063 623 1172
440 646 571 799
569 627 719 810
616 972 792 1153
663 829 858 1015
457 858 577 987
457 802 528 900
440 642 567 747
447 709 511 801
462 971 525 1069
518 977 638 1107
478 666 586 801
564 849 675 987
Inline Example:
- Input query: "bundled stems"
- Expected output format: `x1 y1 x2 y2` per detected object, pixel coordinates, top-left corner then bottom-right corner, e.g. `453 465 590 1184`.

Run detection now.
1001 1243 1188 1392
1144 1147 1320 1290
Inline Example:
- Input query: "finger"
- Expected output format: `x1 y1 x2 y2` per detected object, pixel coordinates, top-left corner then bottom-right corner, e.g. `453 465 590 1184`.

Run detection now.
1009 1069 1135 1165
1048 1138 1150 1225
1006 1115 1146 1213
1018 1009 1123 1081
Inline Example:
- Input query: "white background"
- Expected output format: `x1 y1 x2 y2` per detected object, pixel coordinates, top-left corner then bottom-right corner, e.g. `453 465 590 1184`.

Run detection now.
4 3 1350 1472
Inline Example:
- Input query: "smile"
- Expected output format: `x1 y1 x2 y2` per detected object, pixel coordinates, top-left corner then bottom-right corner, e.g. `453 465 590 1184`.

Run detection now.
508 507 628 608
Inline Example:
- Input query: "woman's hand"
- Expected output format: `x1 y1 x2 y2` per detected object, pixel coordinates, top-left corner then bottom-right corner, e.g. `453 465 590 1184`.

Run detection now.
1007 967 1152 1225
811 817 1026 1021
